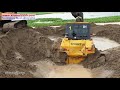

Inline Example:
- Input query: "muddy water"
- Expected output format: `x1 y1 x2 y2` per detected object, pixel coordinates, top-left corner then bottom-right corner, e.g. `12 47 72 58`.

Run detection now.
92 37 120 51
31 60 115 78
31 60 117 78
31 61 114 78
30 60 54 78
30 36 120 78
30 61 92 78
47 64 92 78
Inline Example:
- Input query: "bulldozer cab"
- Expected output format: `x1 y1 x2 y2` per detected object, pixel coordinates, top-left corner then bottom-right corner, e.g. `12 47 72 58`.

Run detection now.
65 22 91 40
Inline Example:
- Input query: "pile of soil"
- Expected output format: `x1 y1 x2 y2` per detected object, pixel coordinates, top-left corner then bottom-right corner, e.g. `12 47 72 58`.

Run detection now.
34 26 65 37
81 24 120 78
96 27 120 43
0 28 54 78
82 46 120 78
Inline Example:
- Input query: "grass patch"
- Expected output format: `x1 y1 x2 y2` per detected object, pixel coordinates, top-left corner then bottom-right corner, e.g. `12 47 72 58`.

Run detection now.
27 16 120 27
27 18 74 27
85 16 120 23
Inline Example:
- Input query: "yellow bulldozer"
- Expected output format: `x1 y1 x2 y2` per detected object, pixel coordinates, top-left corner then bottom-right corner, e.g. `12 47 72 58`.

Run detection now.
58 12 96 64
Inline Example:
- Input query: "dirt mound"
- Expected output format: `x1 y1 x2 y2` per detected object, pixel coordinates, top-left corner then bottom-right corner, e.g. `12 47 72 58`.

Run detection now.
34 26 65 37
0 28 54 78
34 27 56 36
83 24 120 78
96 29 120 44
81 49 103 69
7 28 53 61
101 46 120 78
81 45 120 78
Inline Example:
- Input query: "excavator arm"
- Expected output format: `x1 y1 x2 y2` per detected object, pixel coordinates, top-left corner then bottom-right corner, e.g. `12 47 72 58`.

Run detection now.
71 12 84 22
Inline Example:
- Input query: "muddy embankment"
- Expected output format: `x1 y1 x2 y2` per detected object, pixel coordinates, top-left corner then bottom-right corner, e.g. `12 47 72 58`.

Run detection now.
0 28 55 78
82 24 120 78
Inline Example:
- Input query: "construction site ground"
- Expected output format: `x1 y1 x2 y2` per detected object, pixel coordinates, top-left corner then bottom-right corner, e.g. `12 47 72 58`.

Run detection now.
0 23 120 78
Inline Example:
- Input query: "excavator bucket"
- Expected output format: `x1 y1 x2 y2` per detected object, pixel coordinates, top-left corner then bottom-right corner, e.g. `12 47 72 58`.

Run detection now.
0 12 28 32
71 12 84 22
3 20 27 29
2 20 27 32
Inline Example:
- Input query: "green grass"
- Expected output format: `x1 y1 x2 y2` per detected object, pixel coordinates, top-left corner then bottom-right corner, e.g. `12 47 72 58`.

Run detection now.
27 18 74 27
27 16 120 28
86 16 120 23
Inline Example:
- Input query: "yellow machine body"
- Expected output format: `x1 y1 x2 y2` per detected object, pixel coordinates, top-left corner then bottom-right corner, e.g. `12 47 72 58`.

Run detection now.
60 38 95 64
60 22 96 64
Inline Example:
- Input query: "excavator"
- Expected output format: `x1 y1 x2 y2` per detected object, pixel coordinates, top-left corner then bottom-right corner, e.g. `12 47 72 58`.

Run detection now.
58 12 96 64
0 12 27 32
